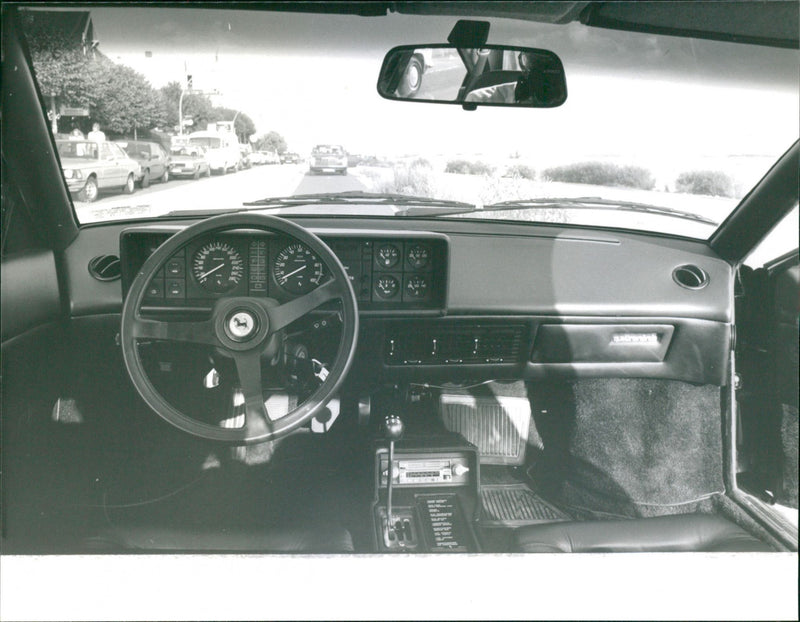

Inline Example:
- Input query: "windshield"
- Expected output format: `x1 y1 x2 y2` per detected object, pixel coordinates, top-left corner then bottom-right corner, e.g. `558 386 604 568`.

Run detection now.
313 145 346 155
189 137 222 149
21 5 799 237
57 140 99 159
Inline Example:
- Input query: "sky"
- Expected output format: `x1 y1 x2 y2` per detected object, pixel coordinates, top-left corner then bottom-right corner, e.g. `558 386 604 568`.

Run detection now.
86 6 798 165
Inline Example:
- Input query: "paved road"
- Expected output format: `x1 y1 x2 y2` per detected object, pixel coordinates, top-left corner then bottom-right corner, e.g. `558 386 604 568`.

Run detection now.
74 164 367 223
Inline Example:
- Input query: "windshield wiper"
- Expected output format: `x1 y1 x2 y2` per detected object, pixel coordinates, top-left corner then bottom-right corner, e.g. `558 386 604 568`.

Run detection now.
414 196 718 225
159 192 474 218
243 191 474 210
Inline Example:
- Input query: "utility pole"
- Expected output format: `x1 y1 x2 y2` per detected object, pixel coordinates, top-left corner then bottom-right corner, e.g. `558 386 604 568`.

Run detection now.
178 87 186 135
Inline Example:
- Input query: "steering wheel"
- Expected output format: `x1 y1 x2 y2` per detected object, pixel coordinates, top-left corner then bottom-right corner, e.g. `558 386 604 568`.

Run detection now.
120 213 359 443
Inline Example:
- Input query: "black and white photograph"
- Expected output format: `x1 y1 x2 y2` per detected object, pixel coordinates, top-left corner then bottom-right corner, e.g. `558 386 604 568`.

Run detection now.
1 2 797 619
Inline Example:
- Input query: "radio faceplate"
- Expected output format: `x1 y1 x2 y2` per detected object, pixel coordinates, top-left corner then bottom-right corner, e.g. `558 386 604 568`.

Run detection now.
379 452 472 487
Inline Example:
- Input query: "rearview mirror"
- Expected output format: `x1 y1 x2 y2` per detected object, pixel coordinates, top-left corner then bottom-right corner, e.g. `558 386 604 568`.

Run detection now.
377 44 567 109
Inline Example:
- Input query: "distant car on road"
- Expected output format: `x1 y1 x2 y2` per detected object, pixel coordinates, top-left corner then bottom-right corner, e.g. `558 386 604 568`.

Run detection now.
56 139 139 202
168 146 211 179
116 140 171 187
309 144 347 175
281 152 300 164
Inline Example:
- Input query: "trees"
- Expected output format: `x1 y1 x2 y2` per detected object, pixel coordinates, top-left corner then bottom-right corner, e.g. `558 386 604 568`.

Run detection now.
92 62 166 137
210 107 256 143
256 131 288 154
22 10 258 140
23 11 165 137
159 81 215 132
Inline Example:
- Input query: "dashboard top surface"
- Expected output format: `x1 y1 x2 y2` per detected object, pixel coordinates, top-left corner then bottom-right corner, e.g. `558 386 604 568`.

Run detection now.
63 215 732 322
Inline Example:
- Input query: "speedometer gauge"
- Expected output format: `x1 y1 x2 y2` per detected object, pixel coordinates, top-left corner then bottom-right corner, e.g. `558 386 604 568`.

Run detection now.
191 241 244 293
273 243 324 294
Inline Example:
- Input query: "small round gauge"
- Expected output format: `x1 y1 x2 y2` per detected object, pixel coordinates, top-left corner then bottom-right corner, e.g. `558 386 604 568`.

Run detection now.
404 274 429 299
191 241 244 293
374 275 400 299
376 243 400 269
406 244 430 270
273 243 324 295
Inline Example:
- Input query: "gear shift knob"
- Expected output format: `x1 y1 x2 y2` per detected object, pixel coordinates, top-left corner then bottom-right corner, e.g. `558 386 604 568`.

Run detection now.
383 415 404 441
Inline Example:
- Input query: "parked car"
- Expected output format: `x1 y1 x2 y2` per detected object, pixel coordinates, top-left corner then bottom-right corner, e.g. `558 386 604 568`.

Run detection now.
168 146 211 179
186 130 240 174
260 150 280 164
115 140 171 187
55 139 139 202
249 150 266 165
309 144 347 174
3 3 798 619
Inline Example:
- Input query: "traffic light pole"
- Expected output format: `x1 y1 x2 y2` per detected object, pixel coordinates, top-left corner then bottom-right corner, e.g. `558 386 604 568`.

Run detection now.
178 87 186 135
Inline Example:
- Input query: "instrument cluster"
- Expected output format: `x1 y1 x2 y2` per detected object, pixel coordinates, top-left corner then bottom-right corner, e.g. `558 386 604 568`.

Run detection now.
121 230 447 312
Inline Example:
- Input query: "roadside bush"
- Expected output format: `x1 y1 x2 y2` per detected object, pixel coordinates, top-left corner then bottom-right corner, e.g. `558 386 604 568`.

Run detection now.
445 159 495 176
675 170 735 197
542 161 655 190
503 164 536 180
375 158 437 197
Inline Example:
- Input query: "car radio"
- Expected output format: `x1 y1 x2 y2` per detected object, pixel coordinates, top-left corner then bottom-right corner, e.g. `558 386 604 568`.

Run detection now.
379 455 472 487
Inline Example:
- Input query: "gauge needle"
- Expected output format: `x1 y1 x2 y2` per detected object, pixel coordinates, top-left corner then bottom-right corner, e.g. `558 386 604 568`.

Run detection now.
280 264 306 282
198 262 225 280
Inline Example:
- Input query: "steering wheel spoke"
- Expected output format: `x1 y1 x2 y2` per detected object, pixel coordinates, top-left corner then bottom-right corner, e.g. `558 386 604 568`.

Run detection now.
268 278 341 331
233 350 273 437
132 316 219 346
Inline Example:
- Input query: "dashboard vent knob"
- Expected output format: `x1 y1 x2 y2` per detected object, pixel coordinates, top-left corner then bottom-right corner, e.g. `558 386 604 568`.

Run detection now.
672 264 708 290
88 254 121 281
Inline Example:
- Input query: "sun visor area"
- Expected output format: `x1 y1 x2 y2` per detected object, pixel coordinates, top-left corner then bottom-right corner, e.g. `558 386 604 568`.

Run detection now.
580 1 800 49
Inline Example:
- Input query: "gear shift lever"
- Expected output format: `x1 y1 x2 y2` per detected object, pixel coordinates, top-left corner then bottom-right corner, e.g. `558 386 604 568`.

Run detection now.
383 414 404 536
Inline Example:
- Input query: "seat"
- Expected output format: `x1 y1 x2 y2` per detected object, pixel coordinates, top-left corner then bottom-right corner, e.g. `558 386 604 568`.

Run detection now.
514 514 773 553
87 524 354 553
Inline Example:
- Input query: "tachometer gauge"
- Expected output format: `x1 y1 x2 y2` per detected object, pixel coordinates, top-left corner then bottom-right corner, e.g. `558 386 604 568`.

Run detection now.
406 244 430 270
376 243 400 268
273 243 324 294
192 241 244 293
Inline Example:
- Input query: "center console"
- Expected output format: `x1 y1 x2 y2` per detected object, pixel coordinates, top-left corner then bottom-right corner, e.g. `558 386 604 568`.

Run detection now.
372 422 481 553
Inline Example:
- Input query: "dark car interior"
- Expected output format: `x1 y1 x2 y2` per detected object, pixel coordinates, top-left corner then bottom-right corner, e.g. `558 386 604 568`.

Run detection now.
1 2 798 618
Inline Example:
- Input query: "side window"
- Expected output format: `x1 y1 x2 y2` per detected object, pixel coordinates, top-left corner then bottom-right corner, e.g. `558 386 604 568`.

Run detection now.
744 205 800 268
100 143 114 159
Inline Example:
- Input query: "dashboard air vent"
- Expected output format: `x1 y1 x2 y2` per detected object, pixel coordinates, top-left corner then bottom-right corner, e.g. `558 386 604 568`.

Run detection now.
672 264 708 290
385 323 525 366
88 254 121 281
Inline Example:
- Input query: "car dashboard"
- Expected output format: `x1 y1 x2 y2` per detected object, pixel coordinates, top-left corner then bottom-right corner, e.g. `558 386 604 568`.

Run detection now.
78 213 734 388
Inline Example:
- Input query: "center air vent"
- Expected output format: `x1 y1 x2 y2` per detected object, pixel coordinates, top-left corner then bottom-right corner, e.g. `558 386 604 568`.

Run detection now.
88 254 121 281
385 323 524 366
672 264 708 290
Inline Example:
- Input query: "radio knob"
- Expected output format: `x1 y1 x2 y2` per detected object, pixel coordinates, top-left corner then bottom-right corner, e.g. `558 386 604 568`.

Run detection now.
452 463 469 477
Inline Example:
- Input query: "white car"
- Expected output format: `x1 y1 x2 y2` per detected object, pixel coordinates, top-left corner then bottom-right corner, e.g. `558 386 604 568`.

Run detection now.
309 144 347 174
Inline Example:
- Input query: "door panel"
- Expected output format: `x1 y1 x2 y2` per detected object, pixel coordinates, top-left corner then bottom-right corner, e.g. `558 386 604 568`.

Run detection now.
736 254 799 508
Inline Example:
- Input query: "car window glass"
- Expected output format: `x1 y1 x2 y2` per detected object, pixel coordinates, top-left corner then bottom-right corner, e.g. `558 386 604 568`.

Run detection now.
17 5 798 238
744 205 800 268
